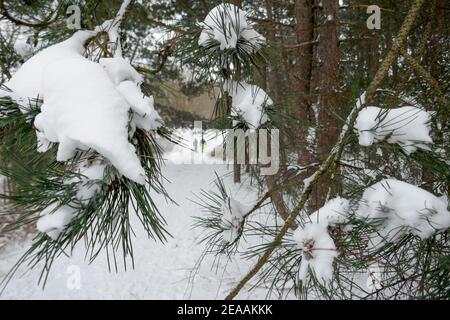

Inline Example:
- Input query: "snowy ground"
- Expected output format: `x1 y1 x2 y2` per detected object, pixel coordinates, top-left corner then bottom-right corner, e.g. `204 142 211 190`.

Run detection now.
0 158 275 300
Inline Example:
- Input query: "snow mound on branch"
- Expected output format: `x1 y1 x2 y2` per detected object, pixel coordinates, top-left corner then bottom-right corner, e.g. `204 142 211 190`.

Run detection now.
309 197 349 226
199 4 265 51
4 30 160 184
293 223 337 283
356 178 450 241
227 81 272 128
5 31 96 103
13 38 33 60
99 57 143 85
37 160 107 239
33 56 145 184
355 106 433 154
221 197 247 243
74 160 106 202
116 80 161 131
37 203 77 240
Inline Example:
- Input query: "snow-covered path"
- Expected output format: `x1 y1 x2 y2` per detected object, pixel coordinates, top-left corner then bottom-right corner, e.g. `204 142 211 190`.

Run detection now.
0 162 269 299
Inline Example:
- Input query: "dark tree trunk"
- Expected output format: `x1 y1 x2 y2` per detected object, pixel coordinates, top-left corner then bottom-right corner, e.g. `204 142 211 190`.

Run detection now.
310 0 341 212
292 0 315 167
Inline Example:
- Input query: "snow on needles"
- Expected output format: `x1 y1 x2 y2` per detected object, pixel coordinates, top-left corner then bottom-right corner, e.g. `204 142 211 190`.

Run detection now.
221 197 247 243
355 106 433 154
227 81 273 128
293 197 348 283
13 38 33 60
199 4 265 51
309 197 350 226
4 22 160 238
5 31 96 104
36 203 76 240
293 223 338 283
357 178 450 241
4 30 161 185
36 160 107 239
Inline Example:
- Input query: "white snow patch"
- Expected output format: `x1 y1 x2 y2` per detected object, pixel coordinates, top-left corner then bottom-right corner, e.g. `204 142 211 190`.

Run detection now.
99 57 143 85
227 81 272 128
74 160 107 202
13 38 33 60
357 178 450 241
309 197 349 226
221 197 247 243
355 106 433 154
3 30 161 184
36 203 76 240
199 4 265 51
293 223 337 283
116 80 161 131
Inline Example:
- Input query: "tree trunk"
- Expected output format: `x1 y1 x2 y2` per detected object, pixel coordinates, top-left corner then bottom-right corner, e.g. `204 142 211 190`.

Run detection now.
310 0 341 212
292 0 315 166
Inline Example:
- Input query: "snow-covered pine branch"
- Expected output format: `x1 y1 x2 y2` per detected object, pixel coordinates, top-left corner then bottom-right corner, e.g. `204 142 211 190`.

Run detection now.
355 106 433 154
198 3 265 52
225 80 273 128
0 0 170 286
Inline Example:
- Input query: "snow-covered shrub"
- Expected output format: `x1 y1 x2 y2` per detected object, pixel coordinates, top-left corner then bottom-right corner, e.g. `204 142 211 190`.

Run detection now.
199 3 265 51
355 106 433 154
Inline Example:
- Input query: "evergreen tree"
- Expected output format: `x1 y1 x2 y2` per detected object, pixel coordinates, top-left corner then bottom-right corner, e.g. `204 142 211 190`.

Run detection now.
0 0 448 300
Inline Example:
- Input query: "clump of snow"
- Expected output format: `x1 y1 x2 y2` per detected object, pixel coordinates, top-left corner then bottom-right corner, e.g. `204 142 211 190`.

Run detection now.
357 178 450 241
3 30 161 184
221 197 247 243
199 4 265 51
355 106 433 154
309 197 349 226
116 80 161 131
13 38 33 60
74 160 106 202
293 223 337 283
38 160 107 239
36 130 52 153
99 57 143 85
37 203 77 240
5 30 96 105
32 54 145 184
226 81 272 128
